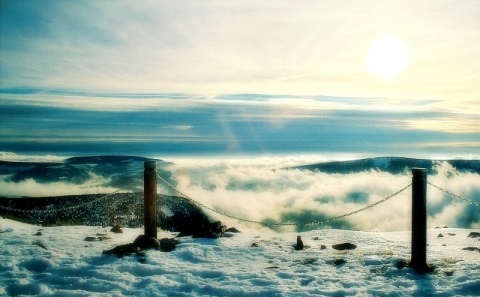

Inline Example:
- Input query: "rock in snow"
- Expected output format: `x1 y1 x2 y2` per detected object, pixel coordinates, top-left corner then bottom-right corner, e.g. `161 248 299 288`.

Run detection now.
110 225 123 233
467 232 480 238
294 235 304 250
332 242 357 250
103 235 181 257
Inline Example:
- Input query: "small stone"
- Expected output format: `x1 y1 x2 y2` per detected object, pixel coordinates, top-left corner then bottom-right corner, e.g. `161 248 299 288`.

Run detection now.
251 242 260 247
33 240 47 250
438 234 444 238
462 247 480 252
320 245 327 250
84 236 97 241
300 258 316 265
34 231 42 236
133 235 160 249
444 271 454 276
190 221 227 238
332 243 357 250
225 227 241 233
103 243 140 258
332 259 346 266
159 238 180 252
110 225 123 233
448 233 456 236
467 232 480 238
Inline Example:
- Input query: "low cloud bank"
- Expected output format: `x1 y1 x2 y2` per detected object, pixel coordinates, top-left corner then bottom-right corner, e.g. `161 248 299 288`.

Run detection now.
0 152 69 163
0 155 478 232
0 173 123 198
169 157 480 231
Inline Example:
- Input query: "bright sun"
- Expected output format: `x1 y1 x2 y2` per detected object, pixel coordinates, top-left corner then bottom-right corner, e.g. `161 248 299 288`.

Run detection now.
366 35 410 81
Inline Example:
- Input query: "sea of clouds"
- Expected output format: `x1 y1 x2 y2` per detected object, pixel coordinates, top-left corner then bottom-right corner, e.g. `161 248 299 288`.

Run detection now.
166 157 480 232
1 153 479 232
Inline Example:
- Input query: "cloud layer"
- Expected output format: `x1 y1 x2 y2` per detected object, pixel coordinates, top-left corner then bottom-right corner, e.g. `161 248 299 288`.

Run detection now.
1 156 479 231
167 157 480 232
2 91 479 158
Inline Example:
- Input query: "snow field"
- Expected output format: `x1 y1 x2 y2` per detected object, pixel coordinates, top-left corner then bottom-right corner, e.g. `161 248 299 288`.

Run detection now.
1 218 479 296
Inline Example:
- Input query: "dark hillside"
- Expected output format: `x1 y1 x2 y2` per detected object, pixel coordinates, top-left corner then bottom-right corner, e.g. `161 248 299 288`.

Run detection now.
0 193 210 233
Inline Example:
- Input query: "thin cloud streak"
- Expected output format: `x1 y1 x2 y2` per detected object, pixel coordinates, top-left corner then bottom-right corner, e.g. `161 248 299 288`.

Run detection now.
1 90 479 157
0 90 460 115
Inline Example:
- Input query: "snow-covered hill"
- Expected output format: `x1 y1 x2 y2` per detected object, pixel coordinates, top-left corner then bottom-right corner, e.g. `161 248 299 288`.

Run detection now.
1 217 479 296
292 157 480 175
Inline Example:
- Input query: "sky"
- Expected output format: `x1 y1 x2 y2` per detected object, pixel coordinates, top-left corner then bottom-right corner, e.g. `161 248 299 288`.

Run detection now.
1 0 480 157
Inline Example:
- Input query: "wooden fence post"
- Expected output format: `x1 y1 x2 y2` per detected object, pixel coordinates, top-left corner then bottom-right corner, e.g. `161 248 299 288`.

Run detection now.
411 167 427 273
144 160 157 239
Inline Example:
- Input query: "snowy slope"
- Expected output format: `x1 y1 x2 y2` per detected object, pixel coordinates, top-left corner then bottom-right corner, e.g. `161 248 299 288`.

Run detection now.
1 217 479 296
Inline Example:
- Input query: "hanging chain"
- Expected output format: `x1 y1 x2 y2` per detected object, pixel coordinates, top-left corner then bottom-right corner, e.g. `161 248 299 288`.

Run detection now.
428 182 480 207
157 172 411 226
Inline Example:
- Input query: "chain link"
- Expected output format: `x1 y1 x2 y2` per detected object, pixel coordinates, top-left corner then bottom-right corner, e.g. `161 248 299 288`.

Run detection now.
156 173 411 227
0 174 144 214
428 182 480 207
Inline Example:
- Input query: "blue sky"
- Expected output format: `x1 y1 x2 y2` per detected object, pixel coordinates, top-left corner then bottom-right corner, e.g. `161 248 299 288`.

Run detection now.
1 1 479 157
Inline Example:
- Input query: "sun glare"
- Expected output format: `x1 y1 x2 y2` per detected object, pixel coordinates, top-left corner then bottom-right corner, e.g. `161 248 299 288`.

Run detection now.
366 35 410 81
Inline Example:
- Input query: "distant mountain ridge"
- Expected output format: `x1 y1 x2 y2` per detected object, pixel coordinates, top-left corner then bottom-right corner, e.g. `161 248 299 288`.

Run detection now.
0 155 172 194
292 157 480 175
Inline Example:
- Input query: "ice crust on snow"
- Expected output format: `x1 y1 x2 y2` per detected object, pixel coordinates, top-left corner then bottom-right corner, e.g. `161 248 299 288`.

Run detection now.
1 217 479 296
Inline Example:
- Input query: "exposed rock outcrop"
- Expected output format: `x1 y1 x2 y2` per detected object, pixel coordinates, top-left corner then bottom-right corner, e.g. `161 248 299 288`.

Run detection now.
102 235 180 258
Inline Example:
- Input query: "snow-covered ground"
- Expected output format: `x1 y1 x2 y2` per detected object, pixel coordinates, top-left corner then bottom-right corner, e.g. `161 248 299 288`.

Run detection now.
1 217 479 297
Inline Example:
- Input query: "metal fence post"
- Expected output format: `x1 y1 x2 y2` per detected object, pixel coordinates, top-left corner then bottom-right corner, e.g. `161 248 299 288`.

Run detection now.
144 160 157 239
411 167 427 273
